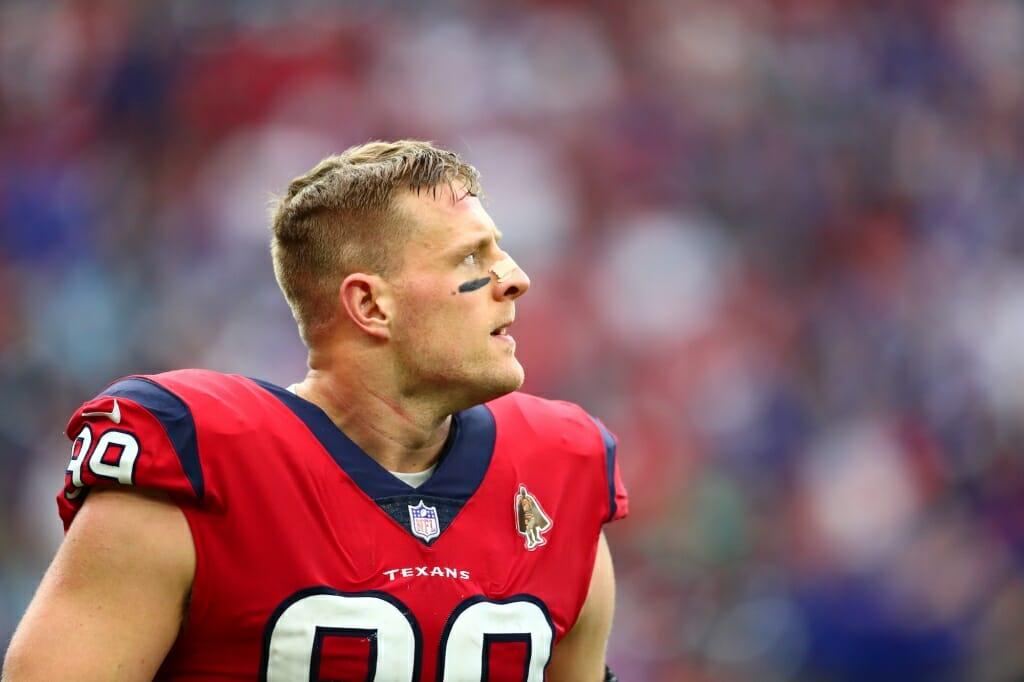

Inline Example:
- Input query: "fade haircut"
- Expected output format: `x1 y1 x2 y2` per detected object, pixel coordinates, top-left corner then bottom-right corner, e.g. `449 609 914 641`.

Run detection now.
269 140 481 347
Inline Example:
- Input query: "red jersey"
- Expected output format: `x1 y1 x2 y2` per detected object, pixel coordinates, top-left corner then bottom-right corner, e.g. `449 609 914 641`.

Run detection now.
59 370 628 681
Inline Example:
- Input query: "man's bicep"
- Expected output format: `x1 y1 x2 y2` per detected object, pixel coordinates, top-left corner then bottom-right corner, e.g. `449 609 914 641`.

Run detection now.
3 487 195 682
546 531 616 682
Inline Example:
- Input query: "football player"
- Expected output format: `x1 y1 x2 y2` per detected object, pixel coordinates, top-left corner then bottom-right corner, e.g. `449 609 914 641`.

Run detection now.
3 140 628 681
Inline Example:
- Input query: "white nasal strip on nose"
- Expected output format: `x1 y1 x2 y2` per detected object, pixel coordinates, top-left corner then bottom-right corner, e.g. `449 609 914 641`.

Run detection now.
490 257 519 283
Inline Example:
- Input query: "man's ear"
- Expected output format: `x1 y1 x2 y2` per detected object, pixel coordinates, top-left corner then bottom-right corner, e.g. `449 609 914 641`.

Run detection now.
339 273 392 339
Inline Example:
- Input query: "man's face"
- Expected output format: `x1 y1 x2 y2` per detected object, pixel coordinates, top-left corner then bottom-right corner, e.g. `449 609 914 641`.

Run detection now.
385 186 530 408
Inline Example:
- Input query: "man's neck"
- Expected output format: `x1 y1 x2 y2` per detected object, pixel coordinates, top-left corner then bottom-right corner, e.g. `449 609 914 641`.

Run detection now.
291 368 453 474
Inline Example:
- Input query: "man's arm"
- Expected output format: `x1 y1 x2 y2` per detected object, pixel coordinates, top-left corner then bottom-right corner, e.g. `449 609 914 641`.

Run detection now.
2 487 195 681
546 531 617 682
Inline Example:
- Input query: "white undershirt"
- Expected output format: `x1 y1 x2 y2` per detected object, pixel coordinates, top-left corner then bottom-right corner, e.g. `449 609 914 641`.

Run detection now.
389 464 438 488
287 382 438 488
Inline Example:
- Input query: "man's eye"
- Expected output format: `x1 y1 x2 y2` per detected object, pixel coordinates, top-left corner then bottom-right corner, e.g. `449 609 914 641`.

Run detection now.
462 253 479 266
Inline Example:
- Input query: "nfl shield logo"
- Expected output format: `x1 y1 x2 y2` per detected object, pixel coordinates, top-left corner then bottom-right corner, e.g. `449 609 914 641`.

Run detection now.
408 501 440 542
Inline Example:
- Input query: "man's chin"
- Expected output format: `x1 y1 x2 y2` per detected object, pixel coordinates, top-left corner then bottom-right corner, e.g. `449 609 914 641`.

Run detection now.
470 366 526 405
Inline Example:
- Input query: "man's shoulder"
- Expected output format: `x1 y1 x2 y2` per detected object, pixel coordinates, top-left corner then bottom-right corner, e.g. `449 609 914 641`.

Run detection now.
99 369 271 407
486 391 626 522
486 391 606 448
82 369 287 436
87 368 240 396
61 370 295 516
130 368 253 393
488 391 591 420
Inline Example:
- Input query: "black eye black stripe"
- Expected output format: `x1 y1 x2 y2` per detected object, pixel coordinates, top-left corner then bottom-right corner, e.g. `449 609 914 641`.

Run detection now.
458 277 491 293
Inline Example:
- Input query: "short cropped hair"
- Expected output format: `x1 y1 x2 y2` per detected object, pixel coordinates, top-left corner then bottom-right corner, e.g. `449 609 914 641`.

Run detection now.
269 140 481 347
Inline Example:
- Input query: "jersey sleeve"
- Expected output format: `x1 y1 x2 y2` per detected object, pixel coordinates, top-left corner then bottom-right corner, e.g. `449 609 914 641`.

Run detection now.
587 414 629 523
58 376 206 531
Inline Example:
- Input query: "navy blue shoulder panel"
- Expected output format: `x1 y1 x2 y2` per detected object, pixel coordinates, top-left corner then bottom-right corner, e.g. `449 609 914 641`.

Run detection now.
419 404 494 499
588 415 618 522
250 379 495 502
101 377 204 500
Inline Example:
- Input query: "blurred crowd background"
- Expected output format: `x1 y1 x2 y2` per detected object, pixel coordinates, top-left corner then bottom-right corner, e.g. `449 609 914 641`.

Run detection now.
2 0 1024 680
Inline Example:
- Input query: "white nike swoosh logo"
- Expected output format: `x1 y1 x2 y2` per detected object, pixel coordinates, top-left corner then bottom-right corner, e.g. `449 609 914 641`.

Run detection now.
82 398 122 425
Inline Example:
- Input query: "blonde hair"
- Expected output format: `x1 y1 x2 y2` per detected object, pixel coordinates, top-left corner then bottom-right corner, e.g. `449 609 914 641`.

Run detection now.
269 140 481 346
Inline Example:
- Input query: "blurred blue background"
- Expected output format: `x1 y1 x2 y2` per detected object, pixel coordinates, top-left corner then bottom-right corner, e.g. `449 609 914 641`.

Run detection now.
2 1 1024 680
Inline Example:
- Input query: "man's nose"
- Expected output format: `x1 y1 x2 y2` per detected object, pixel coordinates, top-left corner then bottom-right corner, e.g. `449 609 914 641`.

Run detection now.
490 256 530 300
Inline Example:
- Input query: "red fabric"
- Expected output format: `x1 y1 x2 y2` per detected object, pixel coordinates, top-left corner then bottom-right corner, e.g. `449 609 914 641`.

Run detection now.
58 370 628 681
